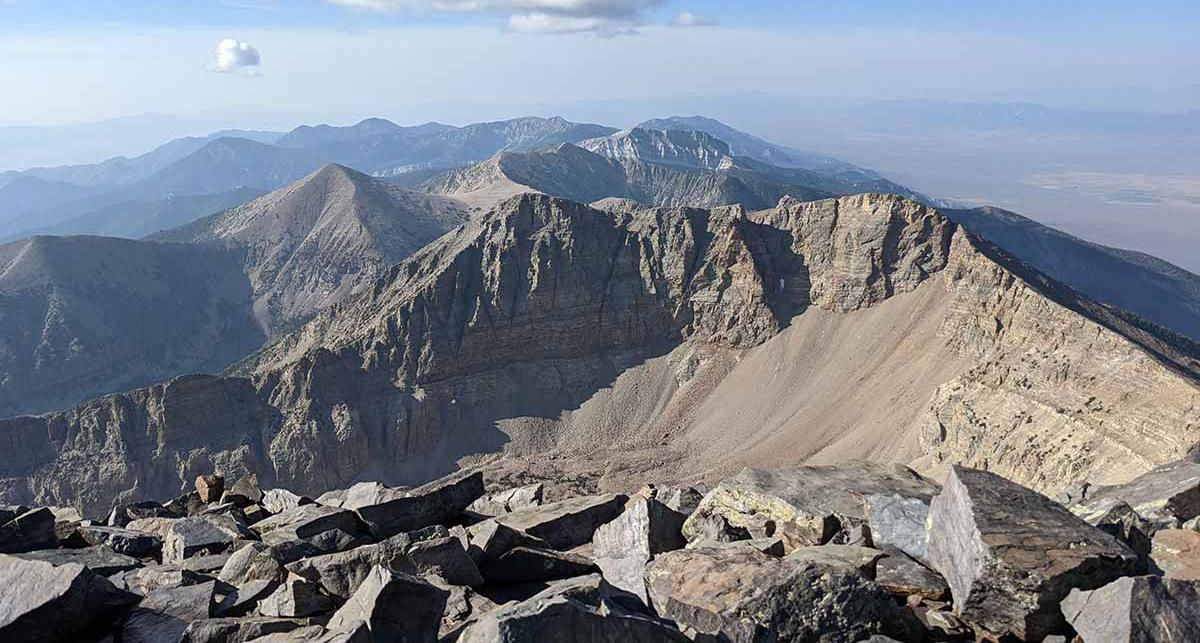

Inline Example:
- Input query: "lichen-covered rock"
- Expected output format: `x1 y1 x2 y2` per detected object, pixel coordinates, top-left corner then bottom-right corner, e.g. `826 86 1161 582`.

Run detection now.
683 462 939 551
927 466 1138 640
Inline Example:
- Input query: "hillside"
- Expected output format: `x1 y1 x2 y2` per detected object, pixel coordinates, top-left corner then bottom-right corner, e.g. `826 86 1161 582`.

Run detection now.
3 193 1197 517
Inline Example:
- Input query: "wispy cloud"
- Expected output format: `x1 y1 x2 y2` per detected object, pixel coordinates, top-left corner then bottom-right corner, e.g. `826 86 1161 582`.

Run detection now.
670 11 715 27
327 0 665 35
210 38 261 74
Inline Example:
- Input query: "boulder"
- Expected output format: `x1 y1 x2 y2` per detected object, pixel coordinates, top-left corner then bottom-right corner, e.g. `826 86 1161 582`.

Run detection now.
181 552 236 573
220 542 288 585
685 536 785 556
181 617 312 643
592 496 686 602
926 465 1138 640
259 577 336 618
197 475 226 504
107 501 177 528
467 520 552 567
119 580 216 643
1072 459 1200 527
49 506 84 542
644 545 920 643
1061 575 1200 642
0 554 140 642
1150 529 1200 580
683 462 939 552
253 504 367 555
163 515 254 564
213 579 278 617
226 474 264 507
655 485 706 517
262 489 314 515
126 516 182 539
325 565 449 642
340 481 409 511
874 549 948 601
315 488 349 508
288 529 454 600
467 483 544 516
0 505 27 526
167 491 209 517
111 564 210 595
785 545 884 578
406 535 485 586
488 493 627 551
13 544 142 575
481 546 595 583
863 492 931 562
79 524 163 558
0 507 59 553
353 469 484 540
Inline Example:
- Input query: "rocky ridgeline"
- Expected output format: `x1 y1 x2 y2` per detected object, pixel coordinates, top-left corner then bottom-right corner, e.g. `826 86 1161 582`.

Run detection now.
2 460 1199 643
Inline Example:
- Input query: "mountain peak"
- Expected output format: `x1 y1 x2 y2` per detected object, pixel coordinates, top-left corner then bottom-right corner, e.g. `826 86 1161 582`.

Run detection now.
582 127 732 170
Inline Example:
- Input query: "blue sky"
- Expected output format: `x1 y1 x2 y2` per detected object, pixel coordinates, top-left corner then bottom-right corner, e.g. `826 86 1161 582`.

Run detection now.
1 0 1197 126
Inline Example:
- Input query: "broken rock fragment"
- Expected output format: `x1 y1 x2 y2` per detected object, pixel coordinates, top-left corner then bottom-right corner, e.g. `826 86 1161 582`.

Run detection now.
1061 575 1200 642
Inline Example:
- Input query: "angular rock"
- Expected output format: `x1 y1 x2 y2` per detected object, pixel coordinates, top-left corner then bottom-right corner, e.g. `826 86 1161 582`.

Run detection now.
785 544 884 578
656 485 706 517
181 552 236 573
111 564 210 595
683 462 939 552
226 474 264 507
262 489 314 515
467 483 544 516
927 465 1138 640
1150 528 1200 580
254 504 367 556
467 520 552 567
325 565 449 642
406 535 484 587
120 580 216 643
481 546 595 583
108 501 178 528
163 515 253 564
0 554 140 642
489 493 627 551
874 549 948 601
259 576 336 618
686 536 785 556
197 475 226 504
645 545 920 643
0 507 58 553
441 586 501 639
214 578 278 617
49 505 84 542
0 505 27 526
1091 500 1155 565
1072 459 1200 527
13 545 141 575
593 496 686 602
339 481 409 511
1061 575 1200 642
863 492 931 562
181 617 312 643
353 469 484 540
126 516 182 539
219 542 287 585
79 524 163 558
315 488 349 509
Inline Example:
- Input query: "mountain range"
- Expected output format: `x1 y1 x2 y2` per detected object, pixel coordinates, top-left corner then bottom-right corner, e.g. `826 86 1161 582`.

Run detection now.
0 114 1198 517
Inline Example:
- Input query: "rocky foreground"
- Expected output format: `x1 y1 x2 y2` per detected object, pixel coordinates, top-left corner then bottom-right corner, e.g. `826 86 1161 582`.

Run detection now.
1 460 1199 642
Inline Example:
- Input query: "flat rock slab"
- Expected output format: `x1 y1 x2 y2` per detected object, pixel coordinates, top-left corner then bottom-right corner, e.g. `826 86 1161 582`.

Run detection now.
593 497 687 603
406 535 484 587
644 545 920 643
163 515 253 564
467 483 544 516
1062 575 1200 642
286 530 447 600
261 489 314 515
785 544 884 578
108 502 178 528
258 577 335 618
927 465 1137 641
219 542 287 586
467 520 551 567
325 565 449 642
1150 529 1200 580
489 493 628 551
1072 459 1200 527
111 565 210 595
181 617 313 643
79 524 163 558
0 507 59 553
120 580 216 643
0 554 140 643
353 469 484 540
458 588 689 642
12 545 141 576
481 546 595 583
683 461 939 551
874 548 948 601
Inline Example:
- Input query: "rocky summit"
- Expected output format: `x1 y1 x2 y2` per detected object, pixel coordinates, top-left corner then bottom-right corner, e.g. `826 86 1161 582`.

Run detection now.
1 458 1195 642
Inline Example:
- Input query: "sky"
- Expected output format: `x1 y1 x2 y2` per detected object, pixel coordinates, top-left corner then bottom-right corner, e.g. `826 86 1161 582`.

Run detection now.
1 0 1198 128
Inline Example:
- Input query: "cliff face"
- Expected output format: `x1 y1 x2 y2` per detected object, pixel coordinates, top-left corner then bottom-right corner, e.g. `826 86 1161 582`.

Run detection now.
2 193 1197 516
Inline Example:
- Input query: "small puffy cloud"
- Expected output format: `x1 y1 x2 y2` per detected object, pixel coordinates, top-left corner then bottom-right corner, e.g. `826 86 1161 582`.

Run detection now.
210 38 261 73
327 0 664 35
670 11 715 27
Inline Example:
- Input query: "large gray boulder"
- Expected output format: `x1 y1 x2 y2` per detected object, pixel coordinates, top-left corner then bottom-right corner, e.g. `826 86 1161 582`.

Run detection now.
863 492 932 562
79 524 163 558
467 483 544 517
353 469 484 540
457 575 689 643
163 515 254 564
325 565 449 642
644 545 920 643
927 465 1138 640
258 577 335 618
287 529 468 600
252 504 368 555
874 548 948 601
683 462 938 551
0 507 58 553
262 489 314 515
120 580 216 643
487 493 628 551
467 520 551 567
181 617 313 643
111 564 210 595
1061 575 1200 641
220 542 288 586
0 554 140 642
107 501 178 528
12 545 142 575
1071 459 1200 528
592 496 686 603
481 546 595 583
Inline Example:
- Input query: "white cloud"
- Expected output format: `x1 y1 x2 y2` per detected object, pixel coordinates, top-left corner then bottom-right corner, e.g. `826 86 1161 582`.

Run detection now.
670 11 715 27
327 0 664 34
210 38 261 73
